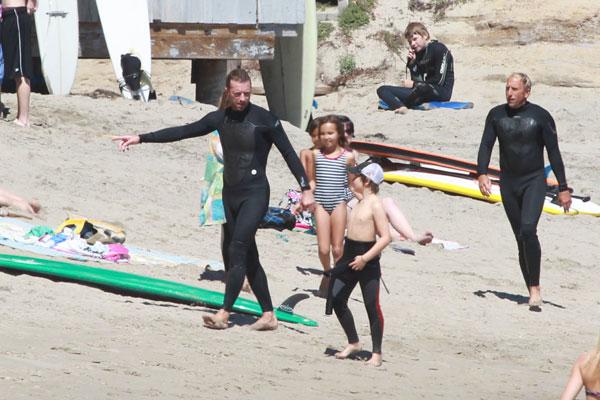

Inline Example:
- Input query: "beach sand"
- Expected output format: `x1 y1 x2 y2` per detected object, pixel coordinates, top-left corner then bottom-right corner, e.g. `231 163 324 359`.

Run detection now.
1 1 599 398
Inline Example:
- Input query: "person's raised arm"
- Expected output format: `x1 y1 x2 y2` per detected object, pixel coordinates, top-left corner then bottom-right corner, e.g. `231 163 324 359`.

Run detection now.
112 111 221 151
477 111 497 196
560 353 586 400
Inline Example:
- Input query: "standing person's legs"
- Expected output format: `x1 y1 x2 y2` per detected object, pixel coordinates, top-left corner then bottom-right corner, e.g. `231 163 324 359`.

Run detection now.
314 205 333 296
9 9 33 127
330 203 347 263
203 188 269 329
0 40 4 117
500 180 529 287
359 268 384 366
518 175 546 307
15 76 31 126
331 271 361 359
376 85 413 111
246 237 277 330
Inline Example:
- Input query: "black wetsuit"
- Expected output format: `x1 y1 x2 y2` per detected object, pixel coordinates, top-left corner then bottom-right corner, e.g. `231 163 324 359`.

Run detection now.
477 101 568 287
326 238 384 354
377 40 454 110
140 103 310 313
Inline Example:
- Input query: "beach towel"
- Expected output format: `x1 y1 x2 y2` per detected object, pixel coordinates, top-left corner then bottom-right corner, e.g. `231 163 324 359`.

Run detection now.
199 131 226 226
378 99 474 111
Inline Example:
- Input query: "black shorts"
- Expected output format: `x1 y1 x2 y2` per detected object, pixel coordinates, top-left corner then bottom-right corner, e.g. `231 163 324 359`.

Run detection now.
1 7 33 80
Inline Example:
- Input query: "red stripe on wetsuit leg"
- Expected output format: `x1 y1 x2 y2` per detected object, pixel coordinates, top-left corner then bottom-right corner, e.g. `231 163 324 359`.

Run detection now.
376 283 384 333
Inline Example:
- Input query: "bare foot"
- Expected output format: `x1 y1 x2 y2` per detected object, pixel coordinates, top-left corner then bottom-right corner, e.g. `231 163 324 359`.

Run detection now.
13 119 30 128
335 342 362 359
249 312 278 331
366 352 382 367
528 286 542 312
202 310 229 329
317 275 330 298
416 231 434 246
394 106 408 115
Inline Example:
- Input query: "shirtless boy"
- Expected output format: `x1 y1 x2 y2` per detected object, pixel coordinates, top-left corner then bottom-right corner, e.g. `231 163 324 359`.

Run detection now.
326 161 391 367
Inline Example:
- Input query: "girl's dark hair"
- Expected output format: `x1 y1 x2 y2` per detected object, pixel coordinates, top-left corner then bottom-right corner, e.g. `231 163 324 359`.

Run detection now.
319 114 348 148
307 116 323 136
219 68 252 110
337 115 354 137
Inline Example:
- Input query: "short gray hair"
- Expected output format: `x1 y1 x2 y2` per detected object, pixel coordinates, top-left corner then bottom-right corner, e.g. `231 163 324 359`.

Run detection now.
507 72 532 91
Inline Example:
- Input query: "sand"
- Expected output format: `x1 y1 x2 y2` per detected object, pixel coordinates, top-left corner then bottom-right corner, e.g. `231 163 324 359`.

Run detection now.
1 1 599 398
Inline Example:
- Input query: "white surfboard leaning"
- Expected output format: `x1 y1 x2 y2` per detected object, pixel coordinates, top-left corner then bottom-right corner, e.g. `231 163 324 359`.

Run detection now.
96 0 153 101
34 0 79 95
260 0 317 130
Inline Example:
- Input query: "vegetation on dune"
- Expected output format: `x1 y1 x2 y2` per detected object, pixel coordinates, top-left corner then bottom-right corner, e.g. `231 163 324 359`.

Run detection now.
408 0 471 20
338 0 378 36
338 54 357 75
318 21 335 42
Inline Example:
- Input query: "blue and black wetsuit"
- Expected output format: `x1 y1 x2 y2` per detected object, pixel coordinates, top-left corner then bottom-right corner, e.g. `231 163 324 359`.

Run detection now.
377 40 454 110
140 103 310 313
477 101 568 288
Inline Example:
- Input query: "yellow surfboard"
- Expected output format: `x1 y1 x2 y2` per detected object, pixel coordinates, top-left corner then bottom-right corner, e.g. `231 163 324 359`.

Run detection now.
384 170 600 216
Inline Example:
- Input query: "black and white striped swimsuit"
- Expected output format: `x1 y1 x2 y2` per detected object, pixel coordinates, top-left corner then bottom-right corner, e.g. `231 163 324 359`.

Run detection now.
314 149 349 214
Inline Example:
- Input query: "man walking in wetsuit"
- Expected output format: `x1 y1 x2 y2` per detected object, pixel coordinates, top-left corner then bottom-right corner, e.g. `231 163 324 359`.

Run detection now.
477 72 571 311
376 22 453 114
113 68 314 330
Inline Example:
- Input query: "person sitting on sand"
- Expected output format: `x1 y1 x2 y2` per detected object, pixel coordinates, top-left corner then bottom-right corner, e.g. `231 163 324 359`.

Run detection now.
376 22 454 114
326 162 391 367
560 335 600 400
0 186 41 216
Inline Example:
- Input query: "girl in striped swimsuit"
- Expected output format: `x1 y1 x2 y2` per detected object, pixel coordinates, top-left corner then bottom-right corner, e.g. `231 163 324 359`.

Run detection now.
310 115 355 296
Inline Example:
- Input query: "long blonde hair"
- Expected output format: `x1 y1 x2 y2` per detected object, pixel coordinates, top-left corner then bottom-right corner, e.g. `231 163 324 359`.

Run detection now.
218 68 252 110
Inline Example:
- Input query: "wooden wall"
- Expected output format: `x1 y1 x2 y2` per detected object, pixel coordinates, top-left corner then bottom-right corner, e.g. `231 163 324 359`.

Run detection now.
78 0 305 24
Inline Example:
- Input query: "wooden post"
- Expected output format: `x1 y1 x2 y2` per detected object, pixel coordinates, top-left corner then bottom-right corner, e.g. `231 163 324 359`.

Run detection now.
191 59 241 106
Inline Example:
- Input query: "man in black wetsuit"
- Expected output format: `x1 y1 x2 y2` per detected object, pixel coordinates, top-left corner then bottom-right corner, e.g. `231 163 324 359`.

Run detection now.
376 22 453 114
477 72 571 311
113 68 314 330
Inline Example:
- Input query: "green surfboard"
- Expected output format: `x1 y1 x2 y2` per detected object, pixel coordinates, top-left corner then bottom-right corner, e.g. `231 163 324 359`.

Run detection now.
0 253 317 327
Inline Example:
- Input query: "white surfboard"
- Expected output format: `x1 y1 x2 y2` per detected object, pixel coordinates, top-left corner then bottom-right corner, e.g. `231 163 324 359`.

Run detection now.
96 0 153 101
260 0 317 130
34 0 79 95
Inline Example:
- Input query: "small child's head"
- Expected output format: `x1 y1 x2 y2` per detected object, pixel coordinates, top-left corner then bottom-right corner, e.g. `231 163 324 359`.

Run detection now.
319 114 348 150
349 161 384 194
337 115 355 144
307 116 323 148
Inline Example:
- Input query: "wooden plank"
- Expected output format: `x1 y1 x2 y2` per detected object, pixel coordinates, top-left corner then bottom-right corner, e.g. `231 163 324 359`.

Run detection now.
150 25 275 59
78 22 275 60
